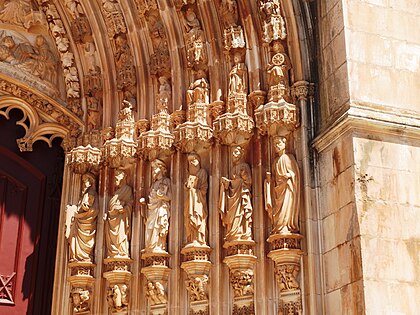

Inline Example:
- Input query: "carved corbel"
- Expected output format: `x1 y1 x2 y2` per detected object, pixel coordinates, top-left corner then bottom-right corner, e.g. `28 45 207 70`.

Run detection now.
213 57 254 146
175 70 213 153
68 262 95 314
255 42 299 136
68 145 101 175
137 78 175 161
103 101 137 168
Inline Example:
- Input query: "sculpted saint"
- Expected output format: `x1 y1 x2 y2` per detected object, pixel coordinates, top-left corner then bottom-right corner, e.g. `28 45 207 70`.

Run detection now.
264 136 300 234
184 153 208 246
142 159 171 253
228 52 248 95
219 146 253 242
66 173 99 262
186 69 209 105
105 170 133 258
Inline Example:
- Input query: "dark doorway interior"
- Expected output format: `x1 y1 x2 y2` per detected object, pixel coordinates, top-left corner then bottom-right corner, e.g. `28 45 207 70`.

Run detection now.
0 109 64 315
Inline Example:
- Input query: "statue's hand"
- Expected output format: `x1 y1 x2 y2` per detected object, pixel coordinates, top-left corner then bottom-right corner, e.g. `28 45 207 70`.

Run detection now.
139 197 146 205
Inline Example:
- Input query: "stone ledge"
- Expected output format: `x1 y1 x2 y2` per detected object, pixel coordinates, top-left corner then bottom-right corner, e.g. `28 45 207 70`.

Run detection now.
313 102 420 152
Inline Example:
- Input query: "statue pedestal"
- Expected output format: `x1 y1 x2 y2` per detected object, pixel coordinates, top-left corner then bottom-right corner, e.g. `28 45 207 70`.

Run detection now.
267 233 303 315
181 245 211 315
223 240 256 314
174 121 213 153
254 100 299 136
141 252 171 314
213 111 254 146
103 258 133 315
68 262 95 315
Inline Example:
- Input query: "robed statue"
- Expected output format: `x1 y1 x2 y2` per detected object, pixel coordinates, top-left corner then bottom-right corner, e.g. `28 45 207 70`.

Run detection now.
184 153 208 246
104 170 133 258
141 159 171 253
264 136 300 234
66 173 99 262
219 146 253 242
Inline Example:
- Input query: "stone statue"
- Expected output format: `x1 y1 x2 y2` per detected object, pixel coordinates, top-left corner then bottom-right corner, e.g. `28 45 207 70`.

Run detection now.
65 173 99 263
184 153 208 247
228 52 248 95
146 281 167 305
186 69 209 105
105 170 133 258
264 136 300 234
141 159 171 253
219 146 253 242
107 284 129 311
71 287 90 313
267 42 290 88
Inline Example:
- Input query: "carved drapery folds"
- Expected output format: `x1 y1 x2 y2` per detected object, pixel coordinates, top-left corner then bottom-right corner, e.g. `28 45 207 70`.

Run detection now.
65 172 100 315
219 145 256 314
141 159 171 315
103 169 134 315
181 152 211 314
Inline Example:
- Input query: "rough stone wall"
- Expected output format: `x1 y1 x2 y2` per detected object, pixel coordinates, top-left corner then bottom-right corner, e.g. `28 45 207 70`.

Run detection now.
316 1 420 314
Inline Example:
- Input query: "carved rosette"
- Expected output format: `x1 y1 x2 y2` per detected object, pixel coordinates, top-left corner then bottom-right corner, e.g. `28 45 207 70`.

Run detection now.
103 258 133 315
181 246 211 314
141 252 171 315
68 145 102 174
68 262 95 315
267 234 303 315
103 102 137 168
137 111 174 160
254 100 299 136
223 240 256 314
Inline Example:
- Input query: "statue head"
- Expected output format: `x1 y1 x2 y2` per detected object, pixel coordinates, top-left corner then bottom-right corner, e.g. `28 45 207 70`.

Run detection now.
151 159 167 180
82 173 96 190
2 36 15 48
273 136 286 155
231 145 245 164
233 51 243 64
35 35 46 47
187 152 201 169
115 170 127 188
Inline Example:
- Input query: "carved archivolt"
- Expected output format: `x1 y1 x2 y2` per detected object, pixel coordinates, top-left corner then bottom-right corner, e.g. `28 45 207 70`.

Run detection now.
0 95 74 151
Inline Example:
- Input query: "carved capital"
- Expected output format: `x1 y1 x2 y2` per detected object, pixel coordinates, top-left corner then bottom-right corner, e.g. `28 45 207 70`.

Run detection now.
254 101 299 136
292 81 311 102
68 145 101 174
213 112 254 146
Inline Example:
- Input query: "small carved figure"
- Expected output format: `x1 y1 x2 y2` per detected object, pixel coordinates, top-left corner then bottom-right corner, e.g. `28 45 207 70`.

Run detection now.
184 153 208 247
186 69 209 105
219 146 253 242
119 99 134 123
104 170 133 258
107 284 129 311
228 52 248 95
146 281 167 305
264 136 300 234
183 8 206 66
259 0 286 43
157 76 171 113
141 159 171 253
267 41 291 101
71 288 90 313
65 173 99 262
277 264 300 292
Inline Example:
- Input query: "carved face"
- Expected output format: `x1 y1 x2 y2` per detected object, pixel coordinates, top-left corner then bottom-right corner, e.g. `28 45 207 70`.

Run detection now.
232 146 243 164
115 171 126 187
273 137 286 154
188 154 200 168
233 52 242 64
2 36 15 48
35 35 45 47
152 162 166 180
82 176 93 190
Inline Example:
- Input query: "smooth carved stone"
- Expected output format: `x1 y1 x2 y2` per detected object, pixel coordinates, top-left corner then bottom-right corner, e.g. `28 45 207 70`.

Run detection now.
219 146 253 242
105 170 133 259
142 159 171 254
184 153 208 246
65 173 99 263
265 136 301 234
